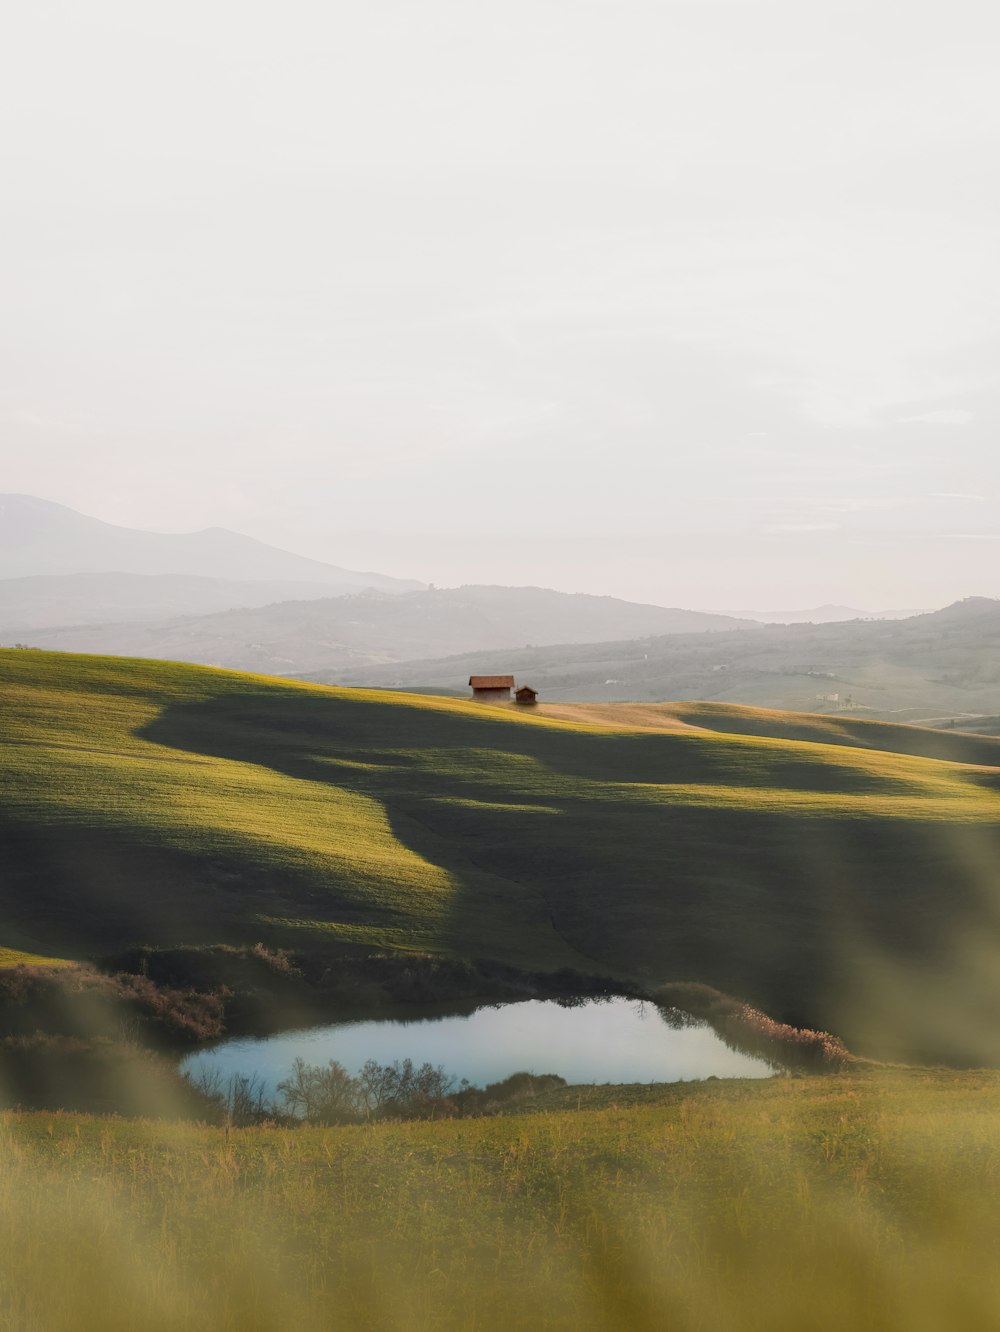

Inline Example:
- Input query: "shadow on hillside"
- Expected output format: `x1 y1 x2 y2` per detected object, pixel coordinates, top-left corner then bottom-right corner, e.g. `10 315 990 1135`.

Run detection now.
671 705 1000 767
121 688 1000 1063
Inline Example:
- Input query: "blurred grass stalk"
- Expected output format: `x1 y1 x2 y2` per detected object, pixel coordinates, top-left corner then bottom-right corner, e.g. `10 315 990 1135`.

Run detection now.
2 1072 1000 1331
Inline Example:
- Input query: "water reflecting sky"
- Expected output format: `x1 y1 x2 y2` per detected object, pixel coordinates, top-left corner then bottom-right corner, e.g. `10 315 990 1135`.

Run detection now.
182 999 773 1099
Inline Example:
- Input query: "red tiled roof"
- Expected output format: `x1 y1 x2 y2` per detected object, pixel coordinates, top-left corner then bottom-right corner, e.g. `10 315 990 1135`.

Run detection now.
469 675 514 688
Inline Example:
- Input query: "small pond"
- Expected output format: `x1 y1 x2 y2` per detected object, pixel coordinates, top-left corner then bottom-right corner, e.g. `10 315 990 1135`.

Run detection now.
181 998 774 1101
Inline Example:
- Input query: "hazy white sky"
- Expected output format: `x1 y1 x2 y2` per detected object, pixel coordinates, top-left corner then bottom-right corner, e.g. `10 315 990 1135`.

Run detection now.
2 0 999 609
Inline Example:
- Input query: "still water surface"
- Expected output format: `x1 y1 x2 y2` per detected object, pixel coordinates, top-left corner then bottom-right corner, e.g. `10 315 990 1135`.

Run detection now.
181 999 774 1100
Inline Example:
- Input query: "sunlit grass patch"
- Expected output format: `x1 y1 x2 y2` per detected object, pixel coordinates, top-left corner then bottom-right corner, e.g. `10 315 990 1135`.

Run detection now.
0 948 71 969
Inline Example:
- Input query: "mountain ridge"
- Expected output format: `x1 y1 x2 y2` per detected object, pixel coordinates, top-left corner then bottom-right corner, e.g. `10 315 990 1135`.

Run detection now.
0 494 421 592
3 583 753 674
0 571 386 630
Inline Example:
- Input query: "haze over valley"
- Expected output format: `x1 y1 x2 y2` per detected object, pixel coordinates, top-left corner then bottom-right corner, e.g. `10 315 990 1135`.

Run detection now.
8 495 1000 727
336 597 1000 725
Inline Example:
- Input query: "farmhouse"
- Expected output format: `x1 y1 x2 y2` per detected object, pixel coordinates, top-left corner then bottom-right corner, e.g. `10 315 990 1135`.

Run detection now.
469 675 515 702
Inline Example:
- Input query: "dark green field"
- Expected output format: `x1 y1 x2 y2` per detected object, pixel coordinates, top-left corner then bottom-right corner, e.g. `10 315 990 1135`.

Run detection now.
5 649 1000 1061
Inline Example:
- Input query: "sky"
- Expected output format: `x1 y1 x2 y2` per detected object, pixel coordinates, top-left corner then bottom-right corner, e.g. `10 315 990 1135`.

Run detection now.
2 0 999 611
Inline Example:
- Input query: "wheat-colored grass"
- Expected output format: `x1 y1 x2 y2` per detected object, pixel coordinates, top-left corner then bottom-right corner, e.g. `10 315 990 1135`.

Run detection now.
3 1072 1000 1330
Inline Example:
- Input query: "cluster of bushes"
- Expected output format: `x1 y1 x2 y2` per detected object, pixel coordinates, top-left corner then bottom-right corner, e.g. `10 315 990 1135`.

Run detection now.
653 981 853 1072
191 1058 567 1127
0 965 230 1117
721 1003 850 1071
0 964 225 1047
100 944 627 1037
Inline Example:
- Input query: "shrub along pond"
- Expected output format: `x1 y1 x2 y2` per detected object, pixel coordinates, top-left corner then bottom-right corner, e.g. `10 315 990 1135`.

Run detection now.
181 997 774 1115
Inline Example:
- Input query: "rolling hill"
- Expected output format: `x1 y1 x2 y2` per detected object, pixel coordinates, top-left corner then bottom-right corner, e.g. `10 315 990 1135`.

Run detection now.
0 571 391 631
5 648 1000 1063
335 597 1000 723
5 585 750 674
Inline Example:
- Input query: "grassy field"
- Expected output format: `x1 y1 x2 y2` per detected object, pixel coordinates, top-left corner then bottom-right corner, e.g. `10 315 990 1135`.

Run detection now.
3 1072 1000 1330
6 649 1000 1060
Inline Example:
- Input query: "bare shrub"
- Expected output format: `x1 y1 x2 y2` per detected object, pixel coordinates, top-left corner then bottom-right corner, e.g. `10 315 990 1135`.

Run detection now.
185 1067 274 1125
278 1057 362 1123
275 1056 562 1124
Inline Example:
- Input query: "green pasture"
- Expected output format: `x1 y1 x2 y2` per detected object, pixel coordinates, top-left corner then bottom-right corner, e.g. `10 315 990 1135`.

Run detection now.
0 948 70 969
4 1072 1000 1330
5 650 1000 1059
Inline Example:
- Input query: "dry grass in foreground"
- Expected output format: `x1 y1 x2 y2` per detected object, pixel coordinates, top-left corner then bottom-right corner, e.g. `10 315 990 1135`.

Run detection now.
2 1071 1000 1330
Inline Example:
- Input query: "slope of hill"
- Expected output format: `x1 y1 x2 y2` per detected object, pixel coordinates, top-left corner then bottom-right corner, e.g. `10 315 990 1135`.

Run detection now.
0 494 420 591
0 571 375 631
338 597 1000 723
5 648 1000 1062
6 585 750 675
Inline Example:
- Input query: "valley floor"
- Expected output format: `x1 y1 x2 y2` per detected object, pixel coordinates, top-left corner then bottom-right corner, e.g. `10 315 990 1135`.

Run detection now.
4 1070 1000 1331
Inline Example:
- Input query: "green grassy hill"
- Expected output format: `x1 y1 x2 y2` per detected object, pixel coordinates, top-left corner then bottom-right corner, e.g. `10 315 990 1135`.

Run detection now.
5 649 1000 1060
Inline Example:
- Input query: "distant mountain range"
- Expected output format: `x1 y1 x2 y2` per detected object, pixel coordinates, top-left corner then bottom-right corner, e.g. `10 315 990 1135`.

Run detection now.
0 494 420 594
8 584 752 675
9 495 983 721
0 571 389 630
0 496 763 669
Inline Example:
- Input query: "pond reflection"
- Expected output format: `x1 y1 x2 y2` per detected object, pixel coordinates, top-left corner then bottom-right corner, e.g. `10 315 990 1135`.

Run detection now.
181 997 774 1100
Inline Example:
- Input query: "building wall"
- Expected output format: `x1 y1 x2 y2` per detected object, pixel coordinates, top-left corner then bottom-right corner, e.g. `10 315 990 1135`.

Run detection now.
471 687 511 702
